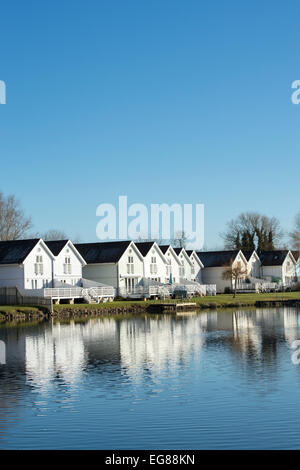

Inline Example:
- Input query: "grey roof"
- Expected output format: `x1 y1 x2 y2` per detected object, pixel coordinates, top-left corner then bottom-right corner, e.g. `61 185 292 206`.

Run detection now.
75 241 131 263
196 250 240 267
135 242 155 257
173 248 184 256
0 239 40 265
242 250 256 261
259 250 292 266
45 240 69 256
292 250 300 262
159 245 172 254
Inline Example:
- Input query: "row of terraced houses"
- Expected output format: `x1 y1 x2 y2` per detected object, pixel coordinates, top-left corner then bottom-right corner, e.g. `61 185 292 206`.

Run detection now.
0 238 299 303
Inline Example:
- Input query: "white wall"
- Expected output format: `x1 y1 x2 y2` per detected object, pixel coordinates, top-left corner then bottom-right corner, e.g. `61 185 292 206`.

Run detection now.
262 253 296 283
0 265 25 289
247 254 261 279
82 263 118 288
163 247 180 284
202 267 232 293
142 244 167 283
118 244 144 290
177 249 193 282
202 252 247 293
23 241 53 289
189 252 202 283
53 242 83 286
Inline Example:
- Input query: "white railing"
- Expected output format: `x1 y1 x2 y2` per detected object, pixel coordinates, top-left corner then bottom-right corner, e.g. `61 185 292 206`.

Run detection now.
44 288 83 298
43 286 115 300
118 283 216 299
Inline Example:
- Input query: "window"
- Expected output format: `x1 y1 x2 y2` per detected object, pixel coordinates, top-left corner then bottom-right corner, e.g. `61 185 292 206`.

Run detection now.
63 257 72 274
34 255 43 275
127 256 134 274
150 256 157 274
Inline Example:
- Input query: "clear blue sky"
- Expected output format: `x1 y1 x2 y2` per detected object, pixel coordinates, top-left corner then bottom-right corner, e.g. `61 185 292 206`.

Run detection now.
0 0 299 248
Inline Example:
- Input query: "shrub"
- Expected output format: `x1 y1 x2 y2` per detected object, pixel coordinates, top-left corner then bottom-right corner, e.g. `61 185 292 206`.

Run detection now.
224 287 232 294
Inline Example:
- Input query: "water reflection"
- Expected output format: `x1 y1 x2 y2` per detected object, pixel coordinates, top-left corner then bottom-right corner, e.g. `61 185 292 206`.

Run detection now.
0 307 300 449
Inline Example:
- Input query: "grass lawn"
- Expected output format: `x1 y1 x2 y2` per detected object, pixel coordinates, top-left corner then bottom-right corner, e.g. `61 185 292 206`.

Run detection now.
52 291 300 312
0 305 42 316
1 292 300 317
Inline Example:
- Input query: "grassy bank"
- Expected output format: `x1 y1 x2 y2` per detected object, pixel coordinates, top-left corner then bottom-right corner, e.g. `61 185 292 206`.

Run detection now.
52 291 300 312
1 292 300 320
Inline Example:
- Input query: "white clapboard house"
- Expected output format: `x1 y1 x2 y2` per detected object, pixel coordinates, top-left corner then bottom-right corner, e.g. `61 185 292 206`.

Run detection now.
159 245 182 284
243 250 262 279
135 242 168 283
259 250 297 285
45 240 87 286
76 240 144 294
0 238 115 304
173 247 194 282
0 238 55 290
198 250 248 293
186 250 204 283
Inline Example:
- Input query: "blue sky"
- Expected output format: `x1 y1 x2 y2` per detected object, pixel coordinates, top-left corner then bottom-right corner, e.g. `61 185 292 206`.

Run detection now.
0 0 299 248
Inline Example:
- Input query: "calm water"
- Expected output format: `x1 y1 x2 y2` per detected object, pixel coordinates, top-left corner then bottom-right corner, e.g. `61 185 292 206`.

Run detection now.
1 308 300 449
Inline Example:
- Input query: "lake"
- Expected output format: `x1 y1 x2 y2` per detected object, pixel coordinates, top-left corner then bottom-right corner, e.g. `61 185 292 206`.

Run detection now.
0 307 300 449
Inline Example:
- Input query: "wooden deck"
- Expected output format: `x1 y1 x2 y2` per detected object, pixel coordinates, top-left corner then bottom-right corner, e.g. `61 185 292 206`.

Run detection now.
147 302 197 313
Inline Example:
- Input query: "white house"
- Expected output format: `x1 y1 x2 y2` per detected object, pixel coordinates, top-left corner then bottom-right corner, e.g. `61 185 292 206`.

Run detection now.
76 240 144 293
45 240 86 286
135 242 167 283
243 250 261 279
173 248 194 282
0 239 55 290
198 250 248 293
159 245 182 283
259 250 297 285
186 250 204 283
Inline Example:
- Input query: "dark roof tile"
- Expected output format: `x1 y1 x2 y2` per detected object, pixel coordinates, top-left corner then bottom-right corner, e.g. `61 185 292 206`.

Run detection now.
0 239 40 265
259 250 291 266
75 241 131 263
196 250 240 267
45 240 69 256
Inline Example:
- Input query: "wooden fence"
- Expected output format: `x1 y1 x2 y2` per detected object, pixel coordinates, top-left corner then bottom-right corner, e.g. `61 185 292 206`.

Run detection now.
0 286 53 313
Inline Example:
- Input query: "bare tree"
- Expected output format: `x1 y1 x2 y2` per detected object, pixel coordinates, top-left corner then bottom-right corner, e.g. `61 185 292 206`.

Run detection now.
42 229 68 241
0 192 32 240
171 230 188 249
222 260 248 298
290 213 300 250
221 212 283 252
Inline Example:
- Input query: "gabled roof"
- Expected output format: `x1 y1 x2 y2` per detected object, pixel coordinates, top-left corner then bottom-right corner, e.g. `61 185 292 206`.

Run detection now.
242 250 256 261
45 240 69 256
173 247 193 266
75 241 132 264
134 242 155 257
197 250 240 267
46 240 87 265
0 239 40 265
186 250 204 268
259 250 295 266
292 250 300 262
159 245 181 265
159 245 170 254
0 239 55 265
173 247 185 256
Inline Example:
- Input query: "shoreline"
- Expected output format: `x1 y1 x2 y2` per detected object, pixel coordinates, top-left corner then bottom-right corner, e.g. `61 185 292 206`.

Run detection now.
1 292 300 322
